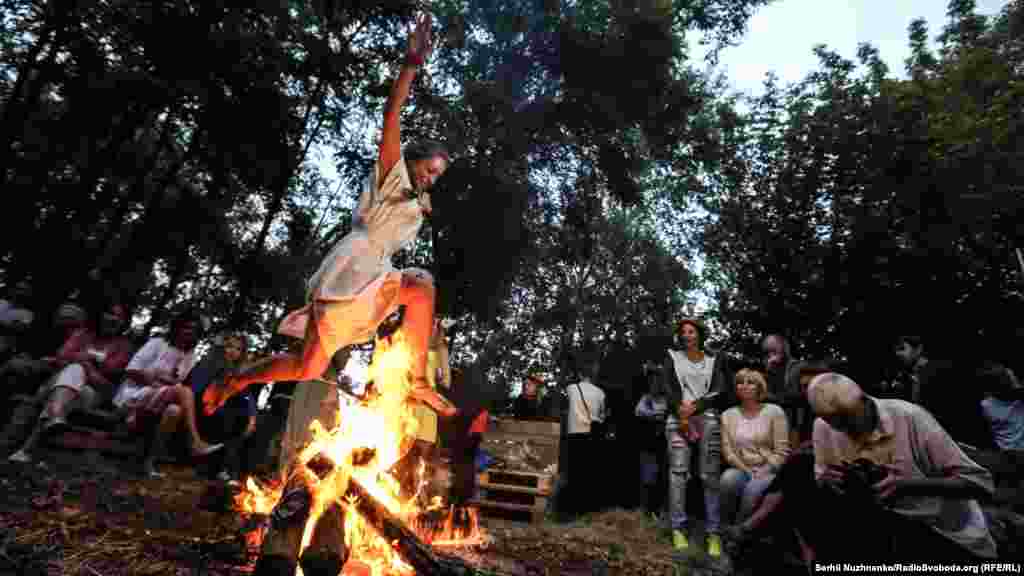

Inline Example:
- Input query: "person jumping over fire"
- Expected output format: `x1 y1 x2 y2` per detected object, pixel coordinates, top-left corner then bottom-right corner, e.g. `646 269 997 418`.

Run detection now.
202 13 456 420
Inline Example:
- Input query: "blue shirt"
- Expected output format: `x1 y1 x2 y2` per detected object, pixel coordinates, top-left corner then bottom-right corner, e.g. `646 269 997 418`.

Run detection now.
981 397 1024 451
188 357 255 419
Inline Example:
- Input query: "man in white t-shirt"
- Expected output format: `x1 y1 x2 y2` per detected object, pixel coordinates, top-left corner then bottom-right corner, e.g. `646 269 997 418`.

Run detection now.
112 311 221 477
564 348 605 517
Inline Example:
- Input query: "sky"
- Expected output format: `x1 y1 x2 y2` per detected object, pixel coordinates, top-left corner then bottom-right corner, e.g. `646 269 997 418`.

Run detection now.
702 0 1008 96
329 0 1011 384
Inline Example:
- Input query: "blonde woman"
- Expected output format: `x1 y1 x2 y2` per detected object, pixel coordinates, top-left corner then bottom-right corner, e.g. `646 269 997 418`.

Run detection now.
719 368 789 526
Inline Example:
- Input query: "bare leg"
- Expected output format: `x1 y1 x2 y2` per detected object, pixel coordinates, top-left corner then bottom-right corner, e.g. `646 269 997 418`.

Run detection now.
167 386 220 455
396 272 436 381
741 491 783 532
9 387 77 462
41 387 79 422
396 274 456 417
142 405 183 477
203 316 331 415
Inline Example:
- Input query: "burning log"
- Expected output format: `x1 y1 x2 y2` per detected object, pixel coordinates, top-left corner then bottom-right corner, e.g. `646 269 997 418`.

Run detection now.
252 463 491 576
252 478 313 576
344 477 491 576
299 503 348 576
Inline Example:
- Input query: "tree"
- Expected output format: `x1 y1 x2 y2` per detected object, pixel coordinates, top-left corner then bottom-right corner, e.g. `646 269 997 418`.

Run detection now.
699 0 1024 373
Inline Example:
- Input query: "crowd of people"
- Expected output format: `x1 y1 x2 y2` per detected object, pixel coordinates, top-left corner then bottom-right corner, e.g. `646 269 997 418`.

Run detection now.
536 317 1023 568
1 9 1021 572
0 286 263 481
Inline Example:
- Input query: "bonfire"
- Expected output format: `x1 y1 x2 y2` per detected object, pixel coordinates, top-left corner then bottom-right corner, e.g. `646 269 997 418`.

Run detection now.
236 332 482 576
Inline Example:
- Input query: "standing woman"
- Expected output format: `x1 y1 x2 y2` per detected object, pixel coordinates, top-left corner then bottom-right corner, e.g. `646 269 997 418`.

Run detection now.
662 318 733 557
203 13 456 419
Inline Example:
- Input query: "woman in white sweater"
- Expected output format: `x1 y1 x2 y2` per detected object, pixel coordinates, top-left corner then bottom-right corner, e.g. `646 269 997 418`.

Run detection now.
719 368 789 526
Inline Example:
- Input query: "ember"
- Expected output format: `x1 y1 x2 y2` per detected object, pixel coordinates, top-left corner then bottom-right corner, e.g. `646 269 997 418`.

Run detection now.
235 332 483 576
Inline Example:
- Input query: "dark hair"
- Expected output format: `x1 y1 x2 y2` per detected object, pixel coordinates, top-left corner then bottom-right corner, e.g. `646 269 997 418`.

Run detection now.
761 333 792 358
574 344 602 377
405 140 450 164
895 335 922 348
170 309 204 338
84 299 131 333
788 360 837 393
977 362 1016 395
676 319 707 349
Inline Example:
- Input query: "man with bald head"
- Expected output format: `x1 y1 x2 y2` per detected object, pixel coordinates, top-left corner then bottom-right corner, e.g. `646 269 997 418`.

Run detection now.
805 372 998 561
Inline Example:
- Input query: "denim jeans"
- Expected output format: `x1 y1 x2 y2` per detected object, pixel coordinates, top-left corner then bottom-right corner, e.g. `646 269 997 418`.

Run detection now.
719 467 775 526
666 414 721 533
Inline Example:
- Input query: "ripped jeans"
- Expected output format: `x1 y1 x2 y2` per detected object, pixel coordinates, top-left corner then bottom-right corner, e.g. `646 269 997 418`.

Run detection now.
666 414 721 534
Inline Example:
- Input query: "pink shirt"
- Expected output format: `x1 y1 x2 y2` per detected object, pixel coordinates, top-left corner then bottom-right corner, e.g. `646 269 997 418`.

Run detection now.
813 398 997 558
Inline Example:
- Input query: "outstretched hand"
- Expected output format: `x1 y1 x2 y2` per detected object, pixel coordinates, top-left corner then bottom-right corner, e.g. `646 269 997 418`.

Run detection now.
407 13 434 65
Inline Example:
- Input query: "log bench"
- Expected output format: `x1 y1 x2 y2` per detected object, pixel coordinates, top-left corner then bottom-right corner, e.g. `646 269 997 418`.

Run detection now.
1 394 142 457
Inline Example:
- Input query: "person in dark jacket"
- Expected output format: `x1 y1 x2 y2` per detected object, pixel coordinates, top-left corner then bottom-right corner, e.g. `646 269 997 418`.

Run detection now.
513 373 544 420
449 363 488 508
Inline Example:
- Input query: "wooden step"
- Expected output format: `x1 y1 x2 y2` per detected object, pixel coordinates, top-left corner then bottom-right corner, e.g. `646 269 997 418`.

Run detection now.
469 494 548 524
478 469 554 494
477 481 548 496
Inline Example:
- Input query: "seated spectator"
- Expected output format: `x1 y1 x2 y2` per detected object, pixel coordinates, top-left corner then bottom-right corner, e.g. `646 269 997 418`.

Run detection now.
111 309 221 477
0 280 35 360
719 369 789 527
190 333 256 482
8 301 135 463
513 373 544 420
723 361 835 567
978 362 1024 452
801 373 996 562
0 300 90 402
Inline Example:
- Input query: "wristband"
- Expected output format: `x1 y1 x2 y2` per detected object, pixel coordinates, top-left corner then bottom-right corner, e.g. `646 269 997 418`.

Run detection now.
405 53 424 67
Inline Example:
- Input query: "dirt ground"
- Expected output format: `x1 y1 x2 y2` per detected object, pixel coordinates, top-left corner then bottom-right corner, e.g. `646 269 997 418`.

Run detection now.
0 450 726 576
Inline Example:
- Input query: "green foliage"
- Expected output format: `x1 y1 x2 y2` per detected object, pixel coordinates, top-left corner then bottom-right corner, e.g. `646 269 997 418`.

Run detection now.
699 0 1024 370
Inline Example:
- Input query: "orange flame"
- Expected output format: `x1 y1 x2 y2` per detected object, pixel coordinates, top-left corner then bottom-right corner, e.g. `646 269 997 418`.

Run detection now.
234 332 482 576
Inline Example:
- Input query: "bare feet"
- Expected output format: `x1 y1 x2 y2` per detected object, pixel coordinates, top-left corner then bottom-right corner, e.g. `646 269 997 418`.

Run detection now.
193 442 224 457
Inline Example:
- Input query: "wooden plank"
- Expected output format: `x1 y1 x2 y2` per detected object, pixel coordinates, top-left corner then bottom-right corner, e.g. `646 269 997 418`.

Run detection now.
489 419 560 437
469 496 548 524
469 499 543 513
479 470 554 489
482 432 560 446
478 481 550 496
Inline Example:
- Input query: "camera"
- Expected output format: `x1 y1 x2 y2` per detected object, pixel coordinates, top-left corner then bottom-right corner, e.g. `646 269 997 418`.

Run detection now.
838 458 889 495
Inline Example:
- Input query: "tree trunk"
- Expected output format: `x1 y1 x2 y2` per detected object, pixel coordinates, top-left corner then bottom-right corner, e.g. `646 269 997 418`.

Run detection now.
143 243 193 334
230 69 329 329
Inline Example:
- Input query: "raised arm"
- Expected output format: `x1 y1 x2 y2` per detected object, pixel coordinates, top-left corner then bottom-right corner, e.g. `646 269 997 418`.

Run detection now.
379 13 434 177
